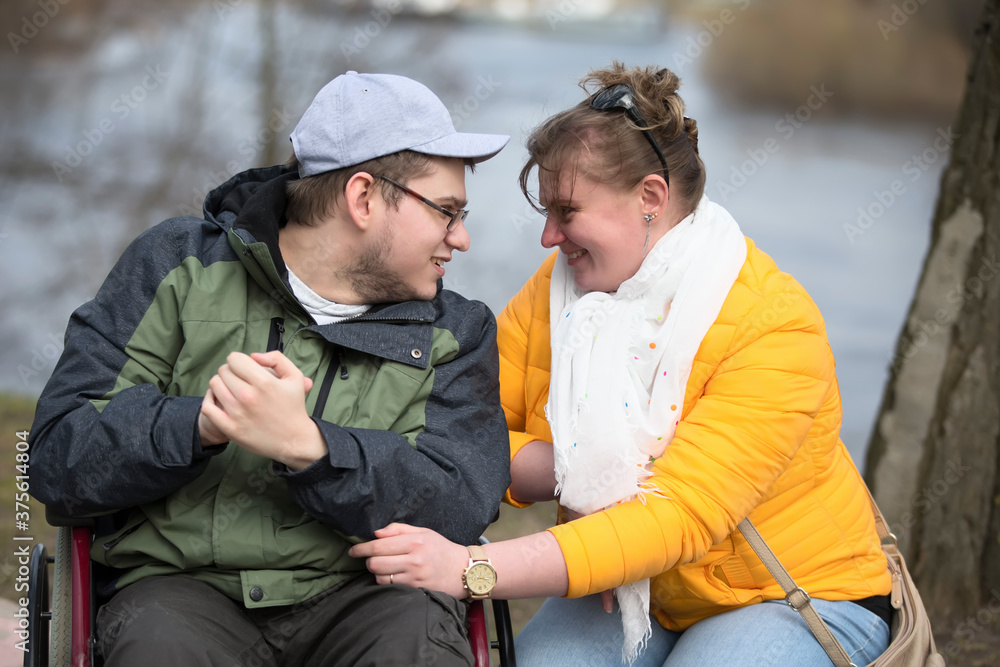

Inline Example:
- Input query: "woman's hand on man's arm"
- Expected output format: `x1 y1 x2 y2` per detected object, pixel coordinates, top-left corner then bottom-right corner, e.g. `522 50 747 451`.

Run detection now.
349 523 569 600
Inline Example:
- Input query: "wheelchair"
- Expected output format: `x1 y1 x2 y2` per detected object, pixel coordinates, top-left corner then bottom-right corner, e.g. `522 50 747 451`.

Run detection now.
25 510 516 667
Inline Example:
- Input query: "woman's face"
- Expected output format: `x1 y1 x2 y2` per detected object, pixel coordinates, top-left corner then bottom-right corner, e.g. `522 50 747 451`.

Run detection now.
538 168 648 293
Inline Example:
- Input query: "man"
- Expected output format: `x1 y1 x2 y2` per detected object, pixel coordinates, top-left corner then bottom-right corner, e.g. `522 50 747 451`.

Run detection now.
28 71 511 666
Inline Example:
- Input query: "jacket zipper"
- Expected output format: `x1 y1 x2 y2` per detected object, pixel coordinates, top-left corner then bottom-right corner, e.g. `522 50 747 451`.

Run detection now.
265 317 341 418
347 315 430 324
311 347 340 419
267 317 285 352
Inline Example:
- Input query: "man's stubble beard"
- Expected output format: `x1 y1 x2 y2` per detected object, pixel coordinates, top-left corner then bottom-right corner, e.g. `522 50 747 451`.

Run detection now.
340 217 424 304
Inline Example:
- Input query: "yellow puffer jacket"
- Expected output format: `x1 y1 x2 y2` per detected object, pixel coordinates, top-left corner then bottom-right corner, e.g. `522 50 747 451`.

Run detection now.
498 240 890 631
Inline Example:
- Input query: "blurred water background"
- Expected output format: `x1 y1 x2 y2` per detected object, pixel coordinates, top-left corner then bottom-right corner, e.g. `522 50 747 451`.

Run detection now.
0 0 982 469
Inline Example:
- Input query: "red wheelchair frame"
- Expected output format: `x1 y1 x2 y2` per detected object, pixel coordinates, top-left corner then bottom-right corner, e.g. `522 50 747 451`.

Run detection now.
26 512 516 667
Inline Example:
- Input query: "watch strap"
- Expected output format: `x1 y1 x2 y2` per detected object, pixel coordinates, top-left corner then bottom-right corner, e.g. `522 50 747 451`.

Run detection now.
467 544 489 562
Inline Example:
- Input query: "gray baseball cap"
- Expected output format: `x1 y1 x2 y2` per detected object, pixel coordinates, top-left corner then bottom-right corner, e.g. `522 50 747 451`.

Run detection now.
290 71 510 178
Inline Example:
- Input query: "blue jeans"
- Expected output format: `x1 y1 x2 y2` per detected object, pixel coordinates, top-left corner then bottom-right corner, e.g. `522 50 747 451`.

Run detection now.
515 595 889 666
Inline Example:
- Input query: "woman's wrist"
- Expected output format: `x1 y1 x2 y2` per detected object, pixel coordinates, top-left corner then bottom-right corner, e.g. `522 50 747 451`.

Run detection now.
479 532 568 600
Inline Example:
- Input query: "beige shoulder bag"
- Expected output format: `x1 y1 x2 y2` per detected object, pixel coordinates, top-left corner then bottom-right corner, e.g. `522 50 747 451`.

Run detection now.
737 487 945 666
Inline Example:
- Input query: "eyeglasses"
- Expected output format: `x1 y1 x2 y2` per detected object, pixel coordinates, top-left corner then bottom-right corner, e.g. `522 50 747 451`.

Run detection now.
590 83 670 185
375 175 468 232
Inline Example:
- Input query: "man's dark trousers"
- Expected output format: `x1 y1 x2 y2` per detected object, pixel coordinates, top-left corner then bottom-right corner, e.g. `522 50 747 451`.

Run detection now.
96 573 474 666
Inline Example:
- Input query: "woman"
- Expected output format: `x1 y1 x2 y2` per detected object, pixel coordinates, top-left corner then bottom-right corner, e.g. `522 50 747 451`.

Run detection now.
350 63 891 666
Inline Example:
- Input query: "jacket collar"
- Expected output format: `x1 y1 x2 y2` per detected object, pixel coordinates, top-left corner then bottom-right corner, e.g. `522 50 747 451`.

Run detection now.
315 301 436 369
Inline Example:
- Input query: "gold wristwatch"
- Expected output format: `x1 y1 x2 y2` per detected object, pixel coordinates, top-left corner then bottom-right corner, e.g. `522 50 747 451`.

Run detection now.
461 544 497 600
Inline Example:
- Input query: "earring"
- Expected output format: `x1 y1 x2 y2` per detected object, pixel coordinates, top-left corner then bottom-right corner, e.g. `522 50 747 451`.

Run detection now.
642 213 657 258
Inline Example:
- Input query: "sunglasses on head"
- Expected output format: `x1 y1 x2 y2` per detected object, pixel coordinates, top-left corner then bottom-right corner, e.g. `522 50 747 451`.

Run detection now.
590 83 670 186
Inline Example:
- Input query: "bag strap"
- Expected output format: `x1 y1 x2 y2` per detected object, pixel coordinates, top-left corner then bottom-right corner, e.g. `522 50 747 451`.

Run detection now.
862 484 895 544
859 485 907 611
737 518 857 667
738 476 906 667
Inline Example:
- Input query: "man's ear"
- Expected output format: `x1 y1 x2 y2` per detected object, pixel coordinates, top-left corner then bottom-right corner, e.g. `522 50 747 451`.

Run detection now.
343 172 379 231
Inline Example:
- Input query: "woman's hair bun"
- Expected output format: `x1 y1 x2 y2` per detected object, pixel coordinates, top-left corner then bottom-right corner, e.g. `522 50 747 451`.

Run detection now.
652 68 681 97
581 62 686 140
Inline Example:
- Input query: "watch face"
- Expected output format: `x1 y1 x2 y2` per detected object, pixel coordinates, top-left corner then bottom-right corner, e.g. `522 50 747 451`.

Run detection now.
465 563 497 594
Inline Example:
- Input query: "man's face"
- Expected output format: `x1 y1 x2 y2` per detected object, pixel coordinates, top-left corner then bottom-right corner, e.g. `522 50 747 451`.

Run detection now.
346 157 470 303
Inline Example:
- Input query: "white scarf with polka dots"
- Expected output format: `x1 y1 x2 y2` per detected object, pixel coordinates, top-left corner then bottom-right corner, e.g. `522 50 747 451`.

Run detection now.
547 195 746 664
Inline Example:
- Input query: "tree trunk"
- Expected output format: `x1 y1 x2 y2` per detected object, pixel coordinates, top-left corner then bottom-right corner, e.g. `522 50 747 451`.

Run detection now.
258 0 282 168
865 0 1000 647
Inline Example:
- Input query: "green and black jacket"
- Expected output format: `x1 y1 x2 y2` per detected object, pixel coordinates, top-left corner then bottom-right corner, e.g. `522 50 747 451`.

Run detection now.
28 165 510 608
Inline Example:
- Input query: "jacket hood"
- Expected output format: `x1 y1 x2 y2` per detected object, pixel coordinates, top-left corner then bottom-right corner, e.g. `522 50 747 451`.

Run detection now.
203 164 299 228
201 165 300 304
